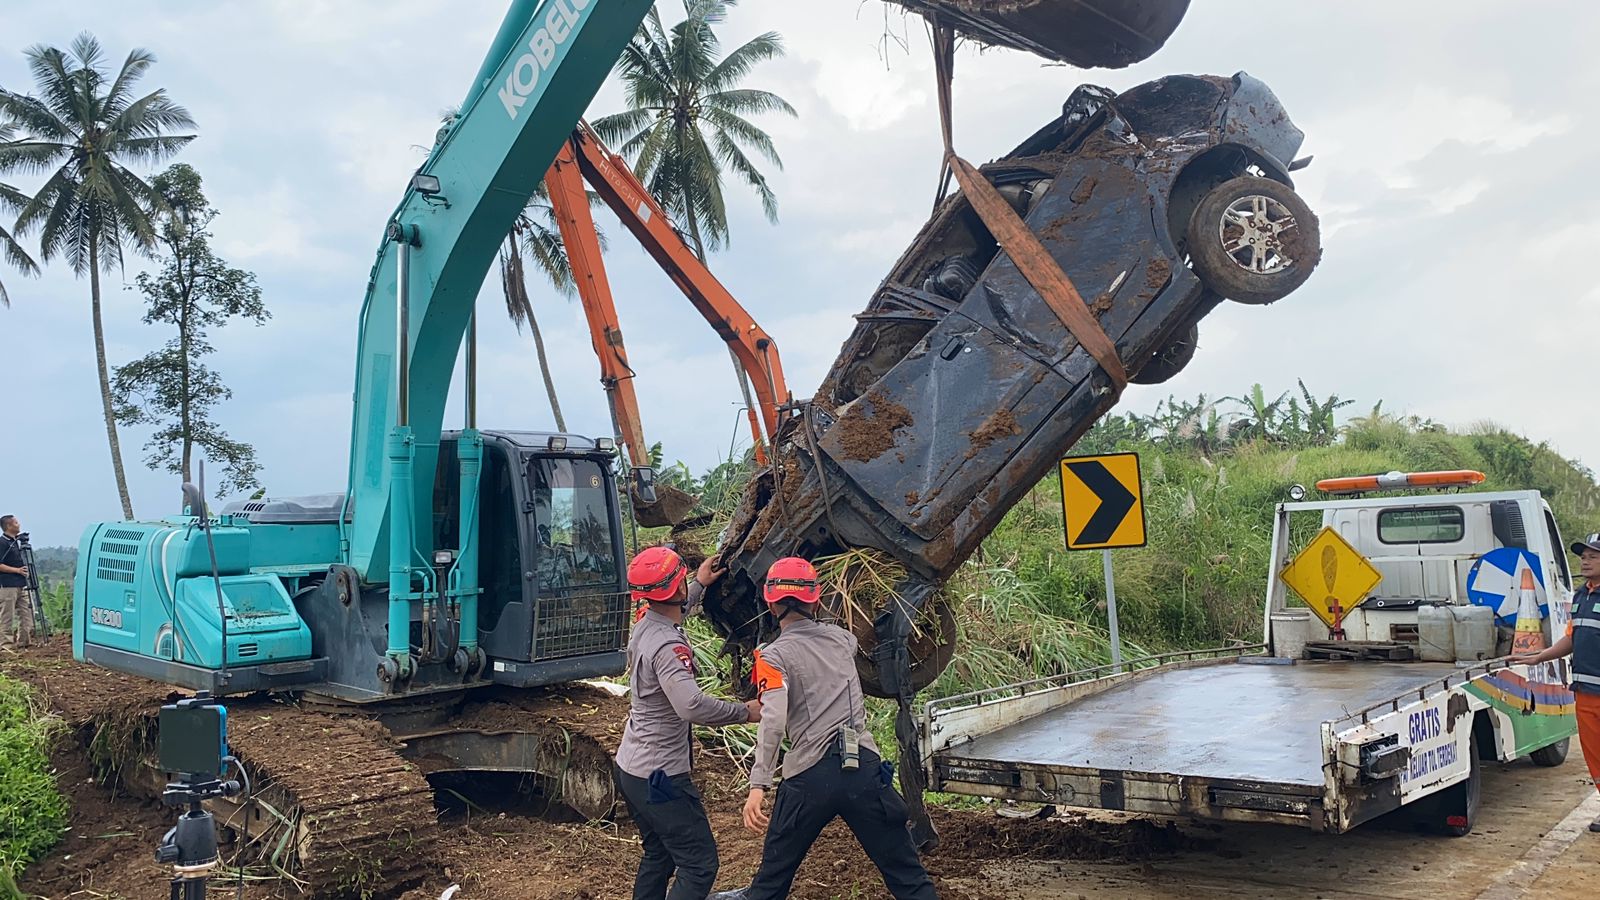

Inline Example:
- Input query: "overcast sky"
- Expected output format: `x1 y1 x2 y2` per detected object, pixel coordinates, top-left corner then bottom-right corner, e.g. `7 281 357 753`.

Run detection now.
2 1 1597 546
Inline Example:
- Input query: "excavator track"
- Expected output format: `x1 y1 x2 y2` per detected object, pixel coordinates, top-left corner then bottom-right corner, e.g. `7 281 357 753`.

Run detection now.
223 701 437 894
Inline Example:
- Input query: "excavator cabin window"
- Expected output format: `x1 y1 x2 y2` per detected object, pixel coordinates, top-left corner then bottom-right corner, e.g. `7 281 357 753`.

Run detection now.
527 456 618 595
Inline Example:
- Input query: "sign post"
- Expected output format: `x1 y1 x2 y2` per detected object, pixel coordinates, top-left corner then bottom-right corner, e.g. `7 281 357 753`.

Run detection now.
1102 548 1121 671
1059 452 1146 672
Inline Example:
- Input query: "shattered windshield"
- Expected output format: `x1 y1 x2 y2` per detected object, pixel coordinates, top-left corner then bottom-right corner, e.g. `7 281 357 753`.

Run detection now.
528 457 618 593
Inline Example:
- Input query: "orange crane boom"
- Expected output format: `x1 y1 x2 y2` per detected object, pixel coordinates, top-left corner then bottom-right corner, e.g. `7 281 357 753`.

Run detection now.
544 121 791 526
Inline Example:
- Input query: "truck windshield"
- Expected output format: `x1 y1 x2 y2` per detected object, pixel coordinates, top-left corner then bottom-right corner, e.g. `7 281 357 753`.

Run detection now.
528 457 618 593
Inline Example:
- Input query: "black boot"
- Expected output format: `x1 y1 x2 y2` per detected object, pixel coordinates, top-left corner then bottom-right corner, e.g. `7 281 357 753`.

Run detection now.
709 891 749 900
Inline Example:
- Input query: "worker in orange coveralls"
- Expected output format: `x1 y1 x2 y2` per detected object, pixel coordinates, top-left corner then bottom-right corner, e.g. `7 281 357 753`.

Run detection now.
1515 532 1600 833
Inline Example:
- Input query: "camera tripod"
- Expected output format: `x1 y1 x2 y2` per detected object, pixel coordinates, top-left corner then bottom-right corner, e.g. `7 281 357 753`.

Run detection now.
16 535 51 638
156 772 241 899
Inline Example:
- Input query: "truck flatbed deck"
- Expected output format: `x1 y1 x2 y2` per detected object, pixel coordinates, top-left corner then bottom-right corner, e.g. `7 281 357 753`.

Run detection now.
946 660 1460 787
924 490 1581 837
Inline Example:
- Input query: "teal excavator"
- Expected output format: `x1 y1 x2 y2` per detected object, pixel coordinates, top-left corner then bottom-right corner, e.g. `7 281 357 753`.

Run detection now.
69 0 1313 885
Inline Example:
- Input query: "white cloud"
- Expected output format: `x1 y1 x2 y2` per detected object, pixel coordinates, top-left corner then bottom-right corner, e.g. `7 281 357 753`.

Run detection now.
213 181 352 270
5 0 1600 543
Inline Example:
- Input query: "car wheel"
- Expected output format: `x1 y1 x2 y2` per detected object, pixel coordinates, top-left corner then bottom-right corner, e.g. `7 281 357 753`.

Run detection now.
1130 324 1198 385
1187 176 1321 305
1530 737 1570 767
856 598 957 699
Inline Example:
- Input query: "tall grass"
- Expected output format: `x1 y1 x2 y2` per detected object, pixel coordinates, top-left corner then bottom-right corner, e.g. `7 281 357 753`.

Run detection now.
0 675 68 882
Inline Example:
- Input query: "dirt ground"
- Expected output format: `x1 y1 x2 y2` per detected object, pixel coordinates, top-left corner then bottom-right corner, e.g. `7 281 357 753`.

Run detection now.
7 637 1598 900
1 638 1195 900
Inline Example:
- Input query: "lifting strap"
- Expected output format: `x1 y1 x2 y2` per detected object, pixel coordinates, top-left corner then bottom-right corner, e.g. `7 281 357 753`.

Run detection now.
930 24 1128 394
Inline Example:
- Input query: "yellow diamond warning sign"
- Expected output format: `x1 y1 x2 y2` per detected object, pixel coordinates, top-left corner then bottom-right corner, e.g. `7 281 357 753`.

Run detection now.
1059 452 1146 550
1279 526 1384 629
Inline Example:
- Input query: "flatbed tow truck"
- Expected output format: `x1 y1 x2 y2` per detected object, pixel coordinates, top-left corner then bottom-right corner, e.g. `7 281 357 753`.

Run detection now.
922 472 1580 835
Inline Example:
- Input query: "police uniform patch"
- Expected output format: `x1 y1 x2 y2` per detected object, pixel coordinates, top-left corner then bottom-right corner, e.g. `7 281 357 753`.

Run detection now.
671 643 696 674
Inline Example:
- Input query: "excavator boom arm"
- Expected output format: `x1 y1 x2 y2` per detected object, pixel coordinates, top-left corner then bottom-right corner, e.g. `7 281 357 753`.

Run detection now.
343 0 655 581
546 123 793 524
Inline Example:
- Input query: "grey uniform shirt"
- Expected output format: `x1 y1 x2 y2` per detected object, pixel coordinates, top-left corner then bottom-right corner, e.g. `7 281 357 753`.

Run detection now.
615 597 749 779
748 618 880 790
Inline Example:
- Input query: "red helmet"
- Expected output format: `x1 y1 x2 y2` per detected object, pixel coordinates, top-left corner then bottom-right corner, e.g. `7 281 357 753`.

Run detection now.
628 546 687 605
764 557 820 605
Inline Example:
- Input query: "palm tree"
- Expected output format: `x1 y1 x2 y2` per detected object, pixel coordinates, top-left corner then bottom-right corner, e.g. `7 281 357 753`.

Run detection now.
500 179 580 432
591 0 795 261
0 120 40 306
0 34 196 519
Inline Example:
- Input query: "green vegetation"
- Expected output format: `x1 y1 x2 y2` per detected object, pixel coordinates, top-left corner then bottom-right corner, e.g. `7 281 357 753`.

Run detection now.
666 384 1600 769
0 675 67 884
593 0 796 260
20 546 75 632
112 163 269 496
0 33 197 520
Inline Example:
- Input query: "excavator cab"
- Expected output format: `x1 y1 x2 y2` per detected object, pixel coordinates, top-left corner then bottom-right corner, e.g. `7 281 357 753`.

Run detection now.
430 431 631 681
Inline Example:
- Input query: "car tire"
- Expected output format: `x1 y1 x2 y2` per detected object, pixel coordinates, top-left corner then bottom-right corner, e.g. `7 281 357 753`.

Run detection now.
1530 737 1570 767
1187 176 1321 305
1130 324 1198 385
857 598 957 699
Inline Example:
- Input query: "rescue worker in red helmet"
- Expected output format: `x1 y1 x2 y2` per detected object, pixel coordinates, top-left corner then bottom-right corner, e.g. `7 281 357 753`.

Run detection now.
616 546 762 900
710 557 936 900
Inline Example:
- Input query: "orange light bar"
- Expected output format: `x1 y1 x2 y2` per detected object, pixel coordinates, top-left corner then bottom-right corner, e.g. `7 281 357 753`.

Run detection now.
1314 469 1486 495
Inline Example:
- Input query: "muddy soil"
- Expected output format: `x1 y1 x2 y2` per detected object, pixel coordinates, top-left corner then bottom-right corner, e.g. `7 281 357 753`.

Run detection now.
17 735 174 899
6 639 1206 900
1278 210 1322 269
1069 175 1097 205
1144 257 1172 294
835 393 914 463
968 408 1022 454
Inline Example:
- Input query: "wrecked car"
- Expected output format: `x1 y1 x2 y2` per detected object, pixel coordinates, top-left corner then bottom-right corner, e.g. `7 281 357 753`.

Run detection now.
701 72 1321 693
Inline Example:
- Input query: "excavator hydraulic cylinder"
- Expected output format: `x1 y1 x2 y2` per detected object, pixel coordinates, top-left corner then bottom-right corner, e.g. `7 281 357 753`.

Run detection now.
455 428 483 651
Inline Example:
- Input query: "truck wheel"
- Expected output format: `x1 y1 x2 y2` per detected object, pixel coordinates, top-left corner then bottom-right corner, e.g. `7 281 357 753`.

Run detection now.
1187 176 1320 305
1130 324 1198 385
1440 731 1483 837
1530 737 1570 767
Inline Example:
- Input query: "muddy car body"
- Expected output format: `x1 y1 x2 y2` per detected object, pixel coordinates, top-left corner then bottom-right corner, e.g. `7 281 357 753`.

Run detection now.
704 72 1320 690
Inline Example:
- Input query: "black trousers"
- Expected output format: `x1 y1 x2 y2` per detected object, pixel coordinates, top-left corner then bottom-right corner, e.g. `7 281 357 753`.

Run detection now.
745 750 936 900
615 765 720 900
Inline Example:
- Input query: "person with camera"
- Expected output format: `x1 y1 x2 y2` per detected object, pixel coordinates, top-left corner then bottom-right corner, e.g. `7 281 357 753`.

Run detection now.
0 515 35 651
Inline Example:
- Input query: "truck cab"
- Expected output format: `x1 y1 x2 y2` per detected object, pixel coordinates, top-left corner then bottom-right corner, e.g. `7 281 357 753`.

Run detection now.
1269 482 1574 665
